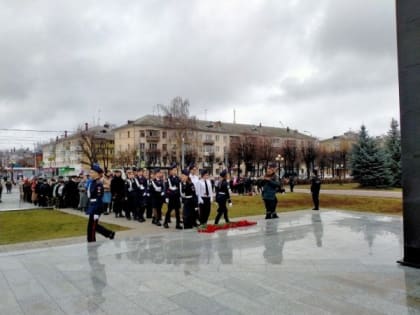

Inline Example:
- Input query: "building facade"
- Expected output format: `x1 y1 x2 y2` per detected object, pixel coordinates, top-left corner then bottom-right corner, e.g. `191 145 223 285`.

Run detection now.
113 115 316 177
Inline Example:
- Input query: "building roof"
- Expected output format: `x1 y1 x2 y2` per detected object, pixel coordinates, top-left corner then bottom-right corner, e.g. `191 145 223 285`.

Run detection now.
114 115 314 140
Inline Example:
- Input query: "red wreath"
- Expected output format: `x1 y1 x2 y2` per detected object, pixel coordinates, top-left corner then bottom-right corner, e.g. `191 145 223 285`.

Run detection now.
197 220 257 233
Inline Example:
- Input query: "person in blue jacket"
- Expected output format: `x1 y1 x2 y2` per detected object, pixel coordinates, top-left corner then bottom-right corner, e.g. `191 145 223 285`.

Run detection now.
87 164 115 242
262 163 281 219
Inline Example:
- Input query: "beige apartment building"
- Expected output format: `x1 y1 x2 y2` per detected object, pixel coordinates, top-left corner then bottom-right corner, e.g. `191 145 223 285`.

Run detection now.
113 115 315 176
41 124 114 177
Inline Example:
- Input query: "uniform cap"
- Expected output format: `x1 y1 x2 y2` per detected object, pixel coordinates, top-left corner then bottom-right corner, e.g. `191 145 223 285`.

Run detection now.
181 168 190 176
268 162 277 169
201 169 208 176
91 163 104 174
169 163 177 170
219 169 227 177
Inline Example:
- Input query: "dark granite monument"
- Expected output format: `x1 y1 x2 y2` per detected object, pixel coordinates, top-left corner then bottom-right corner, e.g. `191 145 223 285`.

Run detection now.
396 1 420 267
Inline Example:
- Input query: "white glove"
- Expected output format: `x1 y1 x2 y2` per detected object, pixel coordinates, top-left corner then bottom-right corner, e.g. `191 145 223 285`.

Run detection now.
228 203 233 208
94 214 99 220
165 198 169 204
161 192 165 196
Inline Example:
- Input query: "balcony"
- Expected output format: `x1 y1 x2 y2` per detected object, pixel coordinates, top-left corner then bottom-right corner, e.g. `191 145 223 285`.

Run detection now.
202 139 214 145
146 135 160 142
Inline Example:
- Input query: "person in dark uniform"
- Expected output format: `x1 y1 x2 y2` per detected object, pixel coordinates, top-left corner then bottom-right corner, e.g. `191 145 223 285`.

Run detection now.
262 163 281 219
164 163 182 229
134 168 147 222
124 169 140 221
111 170 125 218
310 169 321 210
38 178 50 207
150 168 165 226
180 168 197 229
143 169 153 219
214 170 232 225
289 175 295 192
86 164 115 242
197 169 213 225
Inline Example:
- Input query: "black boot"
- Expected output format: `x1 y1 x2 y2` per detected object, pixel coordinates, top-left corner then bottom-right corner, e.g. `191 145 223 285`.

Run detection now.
163 222 169 228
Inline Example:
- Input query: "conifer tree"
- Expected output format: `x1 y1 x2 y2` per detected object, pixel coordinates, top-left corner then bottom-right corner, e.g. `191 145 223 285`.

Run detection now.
350 125 392 187
385 118 402 187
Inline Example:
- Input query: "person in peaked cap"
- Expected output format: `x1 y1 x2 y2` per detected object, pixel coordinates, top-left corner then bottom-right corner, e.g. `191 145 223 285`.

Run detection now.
86 163 115 242
163 163 182 229
214 170 232 224
197 169 213 225
180 168 198 229
150 167 165 226
188 162 200 226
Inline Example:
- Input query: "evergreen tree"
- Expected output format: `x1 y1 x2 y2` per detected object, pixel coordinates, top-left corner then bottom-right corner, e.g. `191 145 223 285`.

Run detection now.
385 118 402 187
350 125 392 187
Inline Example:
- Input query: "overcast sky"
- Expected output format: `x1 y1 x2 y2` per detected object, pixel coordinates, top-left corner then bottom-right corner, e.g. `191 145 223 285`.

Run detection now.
0 0 398 149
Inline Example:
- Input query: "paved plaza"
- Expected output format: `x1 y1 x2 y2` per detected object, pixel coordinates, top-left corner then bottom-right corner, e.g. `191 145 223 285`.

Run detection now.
1 208 420 315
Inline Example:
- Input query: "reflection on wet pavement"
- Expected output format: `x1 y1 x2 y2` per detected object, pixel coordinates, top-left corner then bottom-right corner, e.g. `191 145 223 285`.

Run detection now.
0 210 419 314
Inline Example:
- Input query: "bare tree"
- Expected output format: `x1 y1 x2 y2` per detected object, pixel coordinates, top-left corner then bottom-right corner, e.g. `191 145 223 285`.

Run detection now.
78 128 114 169
157 97 198 166
281 141 298 175
300 142 318 179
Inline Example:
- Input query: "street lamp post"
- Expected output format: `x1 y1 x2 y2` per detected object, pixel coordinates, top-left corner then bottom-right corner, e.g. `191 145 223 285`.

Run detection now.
275 154 284 178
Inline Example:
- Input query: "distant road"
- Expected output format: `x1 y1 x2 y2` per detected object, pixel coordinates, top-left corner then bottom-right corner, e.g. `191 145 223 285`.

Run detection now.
293 188 402 198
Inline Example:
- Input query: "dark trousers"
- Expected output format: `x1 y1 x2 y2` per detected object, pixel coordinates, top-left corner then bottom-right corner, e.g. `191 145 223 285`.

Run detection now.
215 201 229 224
113 196 123 216
312 192 320 210
165 199 181 225
264 198 277 214
199 198 211 225
183 199 195 229
87 214 113 242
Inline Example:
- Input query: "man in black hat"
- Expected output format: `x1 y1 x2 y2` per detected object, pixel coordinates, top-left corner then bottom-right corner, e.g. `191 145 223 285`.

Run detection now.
163 163 182 229
86 164 115 242
124 169 140 220
215 170 232 224
198 169 213 225
180 168 197 229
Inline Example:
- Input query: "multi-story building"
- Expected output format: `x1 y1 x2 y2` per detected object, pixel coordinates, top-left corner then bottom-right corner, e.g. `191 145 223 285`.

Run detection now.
41 124 114 177
319 131 358 178
113 115 315 176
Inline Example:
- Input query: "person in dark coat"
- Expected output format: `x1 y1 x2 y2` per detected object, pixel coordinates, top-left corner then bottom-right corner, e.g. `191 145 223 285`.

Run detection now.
150 168 165 226
261 163 281 219
124 169 140 221
289 175 296 192
197 169 213 225
38 179 50 207
310 169 322 210
214 170 232 225
135 168 147 222
180 168 197 229
111 170 125 218
164 163 182 229
86 164 115 242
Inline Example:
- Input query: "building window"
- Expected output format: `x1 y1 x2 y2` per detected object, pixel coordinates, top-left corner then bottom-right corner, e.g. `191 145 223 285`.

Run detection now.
216 135 220 141
139 143 145 150
206 134 212 140
128 144 130 150
223 136 227 142
162 144 167 151
140 130 145 137
128 131 130 138
149 143 157 150
162 131 167 139
216 146 220 152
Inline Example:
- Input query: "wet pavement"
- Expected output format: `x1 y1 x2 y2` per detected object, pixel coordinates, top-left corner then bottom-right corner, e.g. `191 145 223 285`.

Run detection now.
1 210 419 315
0 189 36 211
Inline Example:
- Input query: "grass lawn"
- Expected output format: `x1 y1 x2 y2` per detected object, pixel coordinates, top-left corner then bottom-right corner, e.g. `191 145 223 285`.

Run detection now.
295 183 402 191
210 192 402 220
0 209 129 245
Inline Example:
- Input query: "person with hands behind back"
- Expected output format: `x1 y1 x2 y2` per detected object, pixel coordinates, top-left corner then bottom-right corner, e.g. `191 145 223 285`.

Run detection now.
214 169 232 225
261 162 281 220
87 164 115 242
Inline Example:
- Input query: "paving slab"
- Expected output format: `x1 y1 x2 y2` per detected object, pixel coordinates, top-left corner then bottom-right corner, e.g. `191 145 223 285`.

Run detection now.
0 210 419 314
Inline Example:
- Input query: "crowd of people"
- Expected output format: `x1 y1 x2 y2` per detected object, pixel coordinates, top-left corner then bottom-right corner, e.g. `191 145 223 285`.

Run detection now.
9 161 321 241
